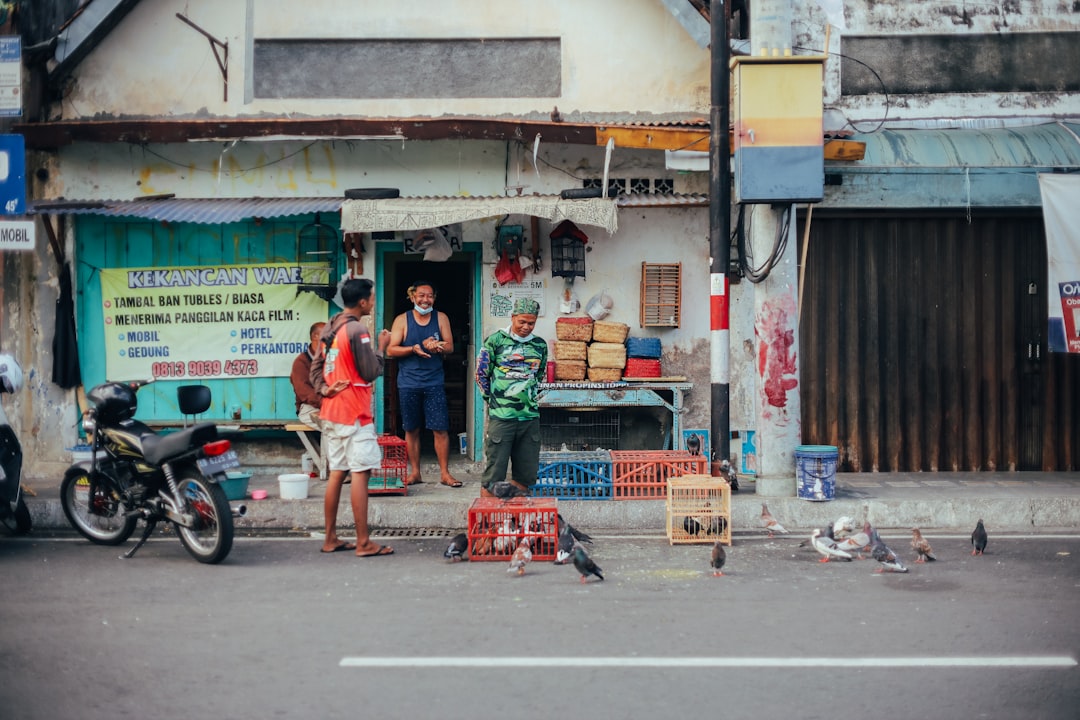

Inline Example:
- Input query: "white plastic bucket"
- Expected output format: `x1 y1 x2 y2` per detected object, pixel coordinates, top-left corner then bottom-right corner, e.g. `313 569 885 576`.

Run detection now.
278 473 310 500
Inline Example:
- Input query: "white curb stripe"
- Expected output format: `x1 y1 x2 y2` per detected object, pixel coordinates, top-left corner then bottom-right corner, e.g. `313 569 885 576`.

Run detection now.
341 656 1077 668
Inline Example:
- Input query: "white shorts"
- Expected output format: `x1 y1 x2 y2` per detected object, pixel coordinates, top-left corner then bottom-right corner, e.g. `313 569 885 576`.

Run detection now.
325 420 382 473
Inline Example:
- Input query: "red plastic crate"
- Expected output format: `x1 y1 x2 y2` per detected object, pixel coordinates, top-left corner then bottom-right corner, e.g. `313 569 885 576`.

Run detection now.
378 434 407 467
467 497 559 562
370 434 408 495
610 450 708 500
623 357 661 378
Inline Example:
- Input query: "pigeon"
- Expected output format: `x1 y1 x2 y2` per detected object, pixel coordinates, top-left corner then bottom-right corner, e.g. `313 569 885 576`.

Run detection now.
572 543 604 583
557 513 593 544
443 532 468 562
685 433 702 456
831 521 872 559
720 458 740 492
832 516 856 539
810 527 853 562
493 517 518 555
864 524 907 574
491 481 528 499
684 514 728 537
710 541 726 577
761 502 789 537
507 537 532 576
911 528 937 563
555 524 576 564
971 519 988 556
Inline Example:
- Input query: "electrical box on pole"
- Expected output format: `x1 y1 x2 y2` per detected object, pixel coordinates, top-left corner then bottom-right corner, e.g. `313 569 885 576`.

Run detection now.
731 56 825 204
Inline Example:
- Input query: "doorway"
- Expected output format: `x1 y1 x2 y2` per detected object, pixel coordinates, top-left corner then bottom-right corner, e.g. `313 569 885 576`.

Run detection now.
378 247 476 457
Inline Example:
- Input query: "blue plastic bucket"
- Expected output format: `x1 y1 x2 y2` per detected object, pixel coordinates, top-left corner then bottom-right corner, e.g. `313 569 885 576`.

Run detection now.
795 445 837 501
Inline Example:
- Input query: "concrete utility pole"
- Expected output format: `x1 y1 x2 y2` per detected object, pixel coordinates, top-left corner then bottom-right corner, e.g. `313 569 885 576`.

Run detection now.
709 0 731 472
747 0 801 496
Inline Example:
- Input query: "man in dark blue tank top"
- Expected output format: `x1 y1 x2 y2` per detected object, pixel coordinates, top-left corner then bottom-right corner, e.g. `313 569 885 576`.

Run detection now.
386 281 461 487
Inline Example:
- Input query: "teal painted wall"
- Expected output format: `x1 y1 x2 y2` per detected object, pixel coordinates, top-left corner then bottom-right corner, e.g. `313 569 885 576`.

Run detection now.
75 214 334 423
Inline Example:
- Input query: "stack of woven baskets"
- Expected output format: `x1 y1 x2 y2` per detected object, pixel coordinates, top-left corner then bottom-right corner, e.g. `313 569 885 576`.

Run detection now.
553 318 630 381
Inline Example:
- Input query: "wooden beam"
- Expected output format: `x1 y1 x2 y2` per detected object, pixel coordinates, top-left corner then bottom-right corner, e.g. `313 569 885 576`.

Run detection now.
596 126 710 151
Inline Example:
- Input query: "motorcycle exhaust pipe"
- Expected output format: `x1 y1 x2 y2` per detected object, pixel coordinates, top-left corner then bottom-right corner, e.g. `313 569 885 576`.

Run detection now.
232 504 247 518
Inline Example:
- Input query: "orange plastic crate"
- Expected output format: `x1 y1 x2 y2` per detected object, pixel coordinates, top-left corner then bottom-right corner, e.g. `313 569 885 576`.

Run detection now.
610 450 708 500
467 497 559 562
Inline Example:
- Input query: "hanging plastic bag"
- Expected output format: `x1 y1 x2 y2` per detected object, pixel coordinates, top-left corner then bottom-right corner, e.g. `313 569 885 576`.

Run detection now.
423 232 453 262
585 289 613 320
559 280 580 314
495 251 516 285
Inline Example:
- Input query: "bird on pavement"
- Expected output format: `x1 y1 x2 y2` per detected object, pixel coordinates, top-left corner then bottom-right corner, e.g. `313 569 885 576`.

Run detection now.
761 502 789 538
443 532 468 562
832 516 856 539
558 513 593 544
720 458 740 492
507 537 532 576
971 519 988 556
710 541 726 577
911 528 937 563
832 520 872 559
870 533 908 573
572 543 604 583
810 527 853 563
554 524 578 565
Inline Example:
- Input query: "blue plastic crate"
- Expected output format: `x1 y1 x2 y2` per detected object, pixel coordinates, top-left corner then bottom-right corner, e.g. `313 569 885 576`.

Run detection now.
626 336 662 359
533 451 613 500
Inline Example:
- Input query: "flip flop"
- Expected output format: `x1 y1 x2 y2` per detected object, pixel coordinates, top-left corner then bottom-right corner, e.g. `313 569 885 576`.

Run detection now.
440 478 463 488
357 545 394 558
320 542 357 554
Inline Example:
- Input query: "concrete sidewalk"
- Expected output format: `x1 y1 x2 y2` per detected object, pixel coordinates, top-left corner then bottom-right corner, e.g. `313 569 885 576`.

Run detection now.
19 456 1080 536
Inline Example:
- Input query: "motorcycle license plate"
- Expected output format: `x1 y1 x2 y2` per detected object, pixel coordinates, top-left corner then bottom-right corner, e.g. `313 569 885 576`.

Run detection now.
197 449 240 476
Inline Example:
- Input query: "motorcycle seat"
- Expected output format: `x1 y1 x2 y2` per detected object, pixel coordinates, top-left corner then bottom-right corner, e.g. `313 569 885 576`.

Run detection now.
141 422 219 465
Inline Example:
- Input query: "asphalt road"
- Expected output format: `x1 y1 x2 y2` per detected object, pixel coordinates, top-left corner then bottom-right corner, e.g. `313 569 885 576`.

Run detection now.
2 529 1078 720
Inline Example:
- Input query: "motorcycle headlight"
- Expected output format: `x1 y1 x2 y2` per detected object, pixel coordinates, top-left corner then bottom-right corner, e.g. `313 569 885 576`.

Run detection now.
81 412 97 435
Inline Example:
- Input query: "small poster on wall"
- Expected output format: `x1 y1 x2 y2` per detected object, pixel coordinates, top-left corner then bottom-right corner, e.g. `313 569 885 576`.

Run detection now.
682 428 709 461
489 278 546 317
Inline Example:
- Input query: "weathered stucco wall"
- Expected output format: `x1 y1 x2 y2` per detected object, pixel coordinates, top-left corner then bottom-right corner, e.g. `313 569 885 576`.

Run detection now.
60 0 711 122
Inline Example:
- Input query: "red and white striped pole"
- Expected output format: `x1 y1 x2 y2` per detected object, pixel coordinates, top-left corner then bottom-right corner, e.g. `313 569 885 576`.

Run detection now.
709 0 731 471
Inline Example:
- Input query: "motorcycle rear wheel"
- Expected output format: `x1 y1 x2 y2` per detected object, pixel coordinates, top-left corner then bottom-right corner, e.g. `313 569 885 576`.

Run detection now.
0 495 31 535
174 469 233 564
60 467 137 545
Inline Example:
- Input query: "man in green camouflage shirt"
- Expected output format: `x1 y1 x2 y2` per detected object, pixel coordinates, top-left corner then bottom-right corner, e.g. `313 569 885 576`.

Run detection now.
475 297 547 496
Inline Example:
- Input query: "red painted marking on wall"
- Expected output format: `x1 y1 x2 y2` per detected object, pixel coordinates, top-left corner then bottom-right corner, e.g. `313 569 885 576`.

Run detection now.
756 296 798 408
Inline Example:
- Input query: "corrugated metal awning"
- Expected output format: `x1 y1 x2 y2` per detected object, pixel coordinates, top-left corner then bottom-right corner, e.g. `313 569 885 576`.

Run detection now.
28 193 705 228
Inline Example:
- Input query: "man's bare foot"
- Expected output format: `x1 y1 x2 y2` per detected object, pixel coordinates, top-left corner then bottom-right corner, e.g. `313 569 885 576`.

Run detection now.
355 542 394 557
405 474 424 485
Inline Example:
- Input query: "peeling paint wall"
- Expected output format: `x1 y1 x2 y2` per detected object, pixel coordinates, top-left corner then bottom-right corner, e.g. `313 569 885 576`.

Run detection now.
58 0 712 122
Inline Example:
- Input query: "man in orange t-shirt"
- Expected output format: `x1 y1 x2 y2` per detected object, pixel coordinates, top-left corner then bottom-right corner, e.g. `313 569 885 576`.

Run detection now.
317 278 393 557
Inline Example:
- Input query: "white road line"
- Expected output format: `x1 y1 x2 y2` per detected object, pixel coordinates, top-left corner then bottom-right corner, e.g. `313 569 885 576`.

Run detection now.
340 656 1077 669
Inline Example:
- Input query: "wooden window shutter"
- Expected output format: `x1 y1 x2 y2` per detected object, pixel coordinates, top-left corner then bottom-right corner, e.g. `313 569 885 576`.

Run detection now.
640 262 681 327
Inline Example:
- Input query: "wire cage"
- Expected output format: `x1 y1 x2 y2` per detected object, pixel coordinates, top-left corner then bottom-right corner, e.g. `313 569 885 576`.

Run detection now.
539 408 619 451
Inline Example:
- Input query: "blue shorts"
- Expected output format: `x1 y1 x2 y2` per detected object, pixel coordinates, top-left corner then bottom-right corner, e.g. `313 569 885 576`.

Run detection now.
398 385 450 432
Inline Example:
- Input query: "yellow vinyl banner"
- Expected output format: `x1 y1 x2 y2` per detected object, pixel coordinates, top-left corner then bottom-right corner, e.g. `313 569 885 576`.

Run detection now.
100 263 328 380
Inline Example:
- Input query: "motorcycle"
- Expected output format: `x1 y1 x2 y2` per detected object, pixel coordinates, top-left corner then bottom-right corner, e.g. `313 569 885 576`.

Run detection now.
60 379 245 563
0 354 31 536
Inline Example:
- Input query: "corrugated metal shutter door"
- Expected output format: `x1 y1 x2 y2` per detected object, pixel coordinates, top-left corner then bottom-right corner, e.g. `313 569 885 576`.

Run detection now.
798 212 1080 472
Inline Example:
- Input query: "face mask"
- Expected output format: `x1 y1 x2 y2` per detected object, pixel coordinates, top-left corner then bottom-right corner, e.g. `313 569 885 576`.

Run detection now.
413 304 433 316
507 326 534 343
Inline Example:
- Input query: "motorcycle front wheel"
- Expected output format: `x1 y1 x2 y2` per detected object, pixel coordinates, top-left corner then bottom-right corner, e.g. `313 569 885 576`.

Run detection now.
174 469 233 564
60 466 137 545
0 495 31 535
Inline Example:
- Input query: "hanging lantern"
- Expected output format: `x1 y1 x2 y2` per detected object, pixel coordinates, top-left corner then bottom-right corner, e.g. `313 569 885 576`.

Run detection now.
296 212 340 301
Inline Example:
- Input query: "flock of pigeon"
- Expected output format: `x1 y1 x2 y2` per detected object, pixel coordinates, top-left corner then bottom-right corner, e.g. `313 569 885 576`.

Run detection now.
443 513 604 583
767 502 990 574
440 503 991 582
